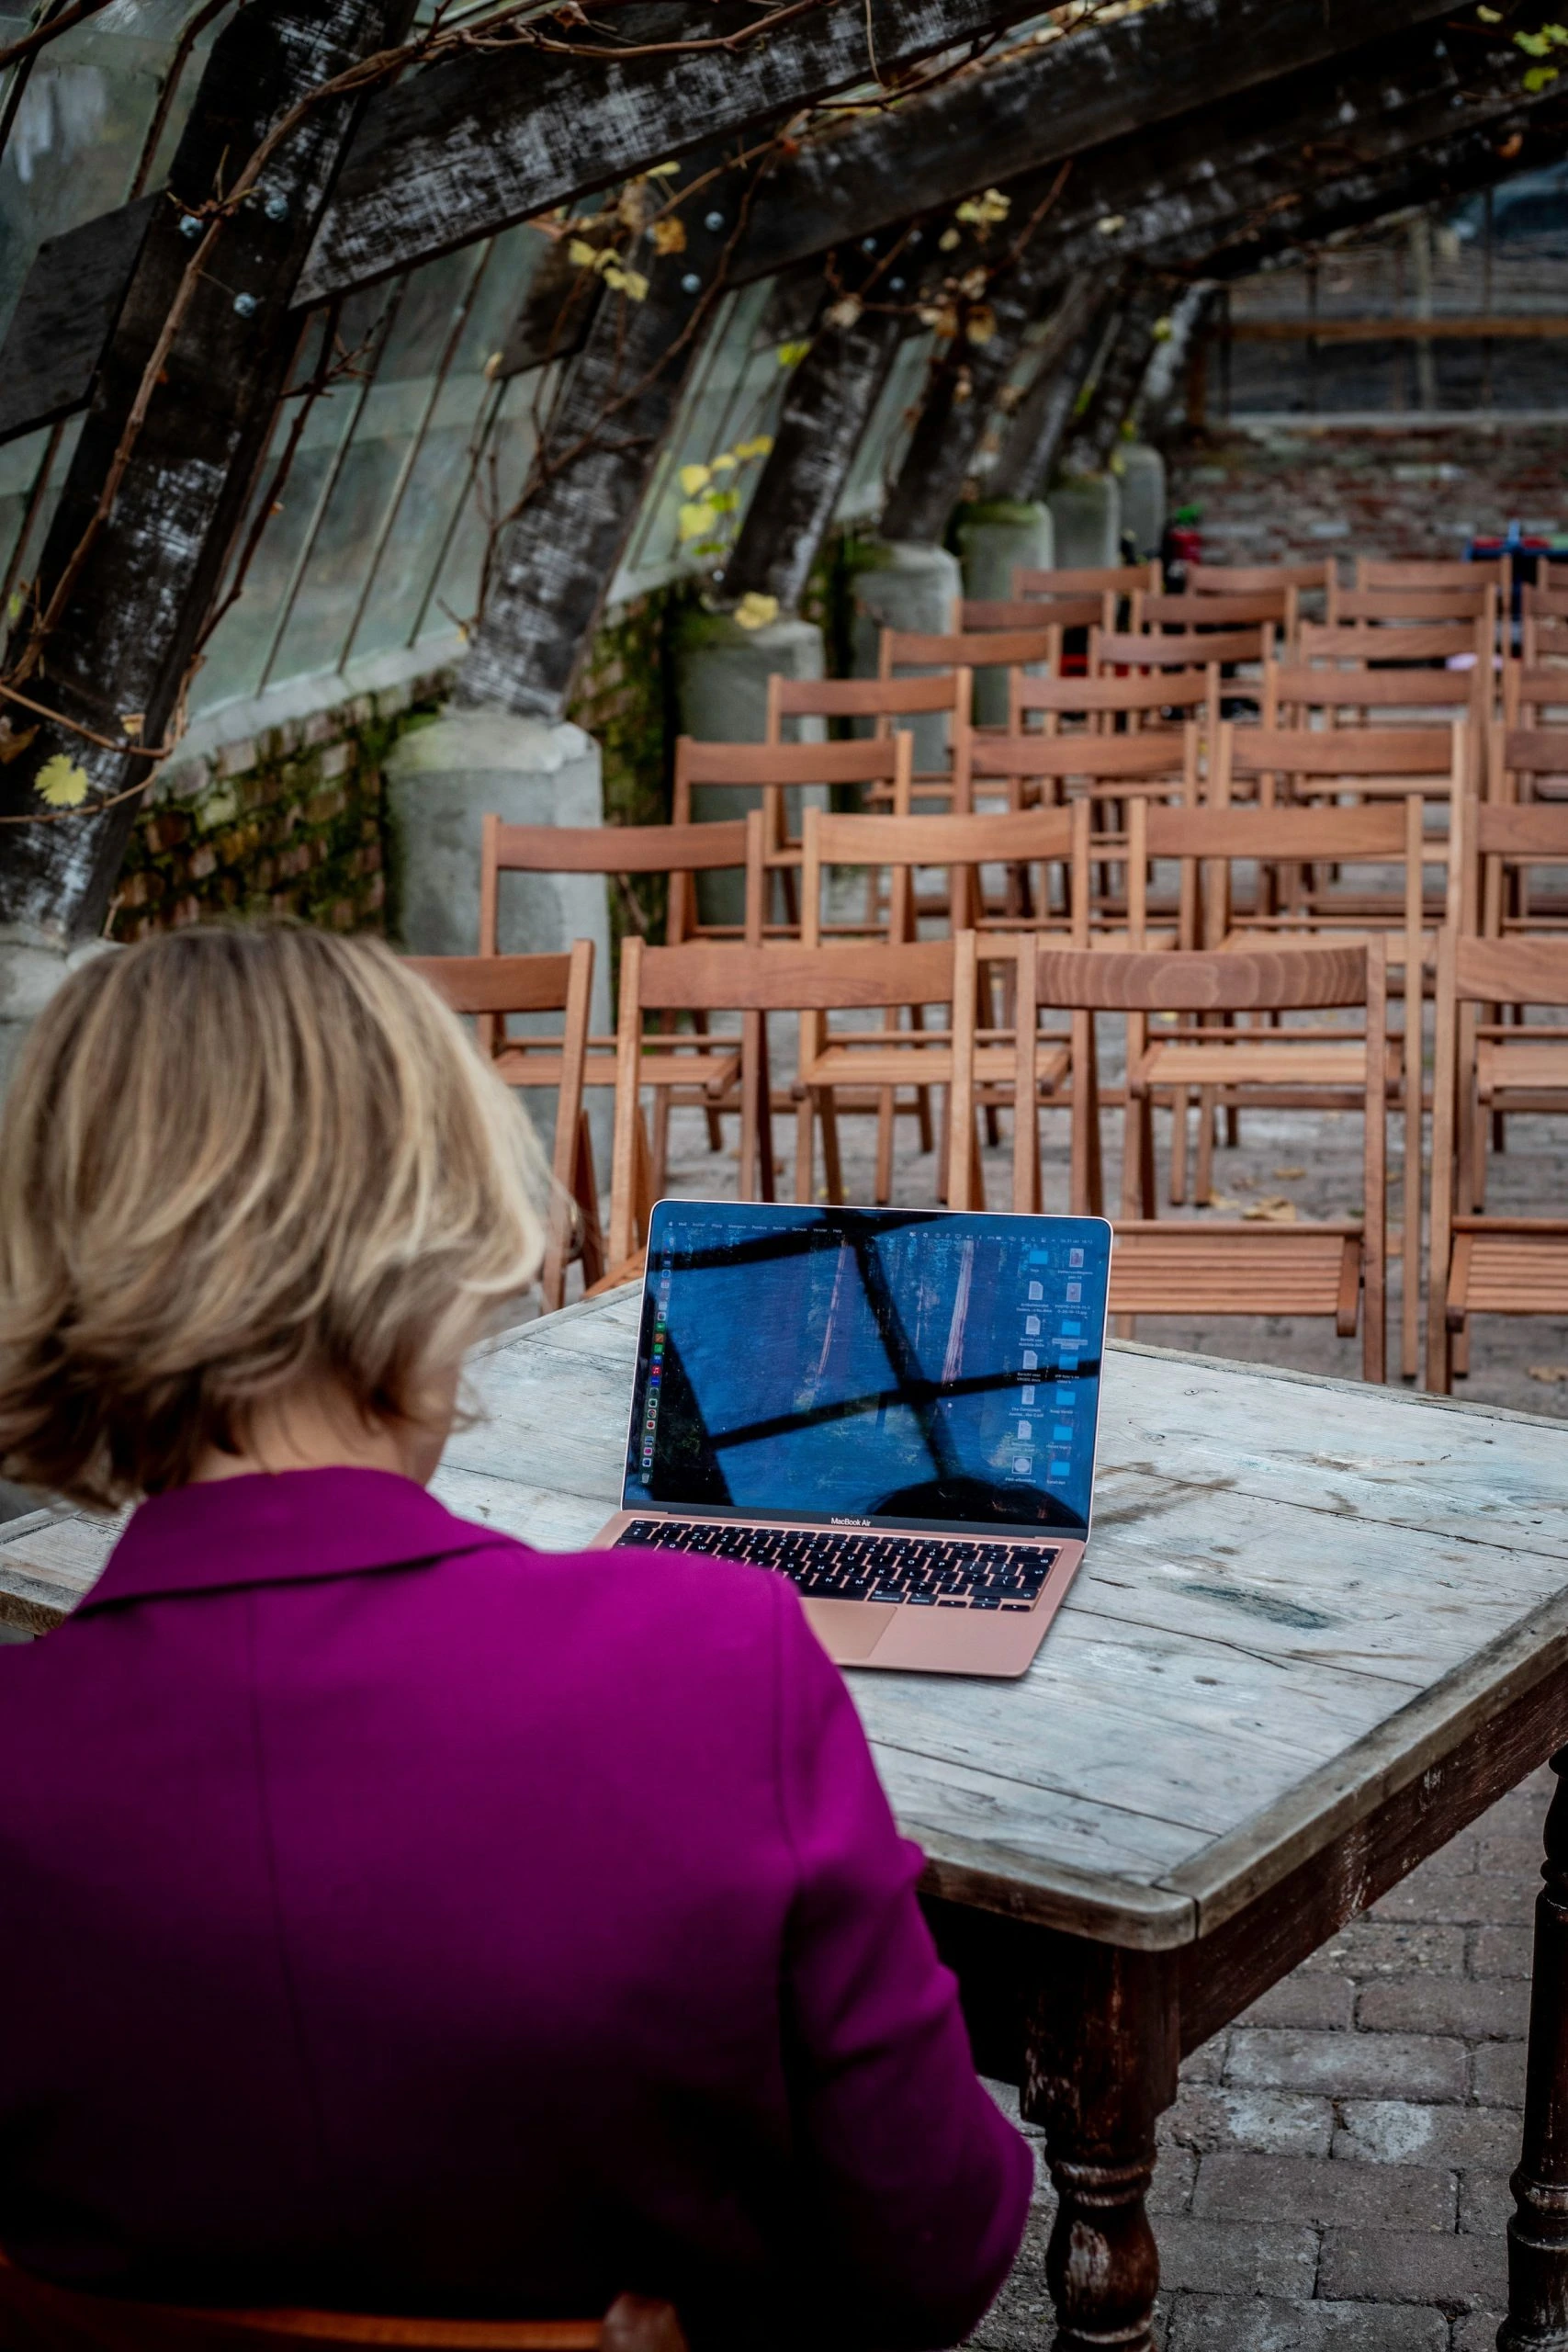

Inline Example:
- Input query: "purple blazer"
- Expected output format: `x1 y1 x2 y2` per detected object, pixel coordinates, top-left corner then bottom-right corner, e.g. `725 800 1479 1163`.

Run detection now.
0 1470 1031 2347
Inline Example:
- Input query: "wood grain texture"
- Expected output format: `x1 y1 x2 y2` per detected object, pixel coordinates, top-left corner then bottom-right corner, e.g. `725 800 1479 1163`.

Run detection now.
294 0 1055 307
12 1302 1568 1957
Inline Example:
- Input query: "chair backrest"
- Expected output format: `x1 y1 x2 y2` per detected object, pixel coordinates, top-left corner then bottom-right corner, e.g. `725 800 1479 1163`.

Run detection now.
1132 587 1293 632
1467 794 1568 938
1329 582 1495 625
961 596 1103 632
1013 561 1159 598
1189 560 1334 598
480 814 755 957
1359 555 1510 594
764 670 966 737
1297 617 1485 670
1091 625 1270 673
0 2255 685 2352
1010 664 1213 738
1264 661 1476 723
621 932 957 1017
801 800 1088 944
1032 937 1378 1012
959 723 1200 818
1216 719 1465 805
1521 581 1568 665
673 734 913 884
404 950 582 1021
878 625 1057 677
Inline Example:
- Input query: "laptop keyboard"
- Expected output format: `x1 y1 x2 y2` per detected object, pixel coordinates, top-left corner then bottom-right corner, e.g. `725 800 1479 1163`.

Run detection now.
614 1520 1058 1609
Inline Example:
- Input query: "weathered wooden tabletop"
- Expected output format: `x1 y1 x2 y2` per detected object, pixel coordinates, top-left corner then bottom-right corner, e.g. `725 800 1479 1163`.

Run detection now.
8 1284 1568 1955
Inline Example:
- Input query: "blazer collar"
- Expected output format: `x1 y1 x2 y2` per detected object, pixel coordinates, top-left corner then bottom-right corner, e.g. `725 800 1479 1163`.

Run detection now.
75 1467 502 1616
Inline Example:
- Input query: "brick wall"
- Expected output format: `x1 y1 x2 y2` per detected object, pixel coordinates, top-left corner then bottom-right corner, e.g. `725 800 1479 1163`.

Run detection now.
1168 423 1568 568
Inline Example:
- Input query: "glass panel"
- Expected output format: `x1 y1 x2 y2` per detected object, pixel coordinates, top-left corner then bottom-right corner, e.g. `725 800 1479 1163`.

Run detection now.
836 331 933 522
0 411 82 607
419 367 546 646
0 1 223 339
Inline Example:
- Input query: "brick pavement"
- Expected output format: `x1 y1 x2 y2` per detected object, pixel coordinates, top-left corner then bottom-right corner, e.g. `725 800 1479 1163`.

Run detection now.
968 1766 1553 2351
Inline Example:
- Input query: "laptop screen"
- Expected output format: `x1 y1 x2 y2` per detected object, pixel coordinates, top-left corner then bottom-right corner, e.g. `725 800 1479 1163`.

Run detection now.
621 1204 1111 1539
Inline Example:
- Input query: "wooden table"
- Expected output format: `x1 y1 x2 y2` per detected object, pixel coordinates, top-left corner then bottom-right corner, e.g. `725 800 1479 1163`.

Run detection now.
9 1288 1568 2351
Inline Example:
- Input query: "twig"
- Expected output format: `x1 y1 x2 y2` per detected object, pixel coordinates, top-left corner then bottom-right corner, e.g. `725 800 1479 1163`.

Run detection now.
0 0 117 75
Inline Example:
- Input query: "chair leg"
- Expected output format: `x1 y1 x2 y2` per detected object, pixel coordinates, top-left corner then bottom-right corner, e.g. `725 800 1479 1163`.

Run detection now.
1402 1087 1421 1385
1194 1087 1218 1206
691 1008 724 1154
795 1093 816 1204
819 1091 845 1204
1121 1091 1148 1222
1169 1087 1190 1205
756 1021 775 1204
573 1111 604 1295
874 1091 897 1204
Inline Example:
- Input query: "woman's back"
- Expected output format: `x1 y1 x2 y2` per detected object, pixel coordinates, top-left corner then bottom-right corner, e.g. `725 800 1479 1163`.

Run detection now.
0 1466 1029 2347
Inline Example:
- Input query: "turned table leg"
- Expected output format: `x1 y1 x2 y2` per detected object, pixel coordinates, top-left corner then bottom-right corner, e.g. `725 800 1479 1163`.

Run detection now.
1024 1939 1179 2351
1502 1750 1568 2351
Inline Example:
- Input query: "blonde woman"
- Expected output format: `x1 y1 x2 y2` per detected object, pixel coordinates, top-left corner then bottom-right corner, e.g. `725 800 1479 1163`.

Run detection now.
0 926 1029 2348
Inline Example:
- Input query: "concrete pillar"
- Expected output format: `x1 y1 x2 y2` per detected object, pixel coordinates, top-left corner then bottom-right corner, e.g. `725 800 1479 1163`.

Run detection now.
958 499 1055 725
1118 444 1168 564
1048 474 1122 571
0 934 113 1100
674 608 825 925
850 539 964 776
383 707 611 1172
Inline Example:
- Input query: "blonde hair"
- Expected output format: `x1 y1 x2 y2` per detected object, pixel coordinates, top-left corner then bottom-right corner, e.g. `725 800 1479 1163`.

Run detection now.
0 923 549 1508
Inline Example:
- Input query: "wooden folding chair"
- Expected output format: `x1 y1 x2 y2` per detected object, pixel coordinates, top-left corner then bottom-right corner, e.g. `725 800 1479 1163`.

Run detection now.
798 800 1088 1199
764 669 971 808
1009 663 1215 743
1454 798 1568 1232
1359 554 1511 602
1026 941 1389 1381
671 736 910 931
1264 659 1483 794
1125 794 1421 1374
1427 928 1568 1393
406 944 602 1314
479 812 761 1193
0 2250 686 2352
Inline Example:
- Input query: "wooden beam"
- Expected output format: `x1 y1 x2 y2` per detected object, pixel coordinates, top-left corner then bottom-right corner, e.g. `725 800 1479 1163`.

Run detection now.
294 0 1057 309
0 0 415 944
1057 279 1175 480
724 243 908 611
726 0 1465 286
456 140 742 718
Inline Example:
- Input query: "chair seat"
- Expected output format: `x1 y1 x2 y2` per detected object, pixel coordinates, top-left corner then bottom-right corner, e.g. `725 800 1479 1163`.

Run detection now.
491 1048 619 1089
1447 1219 1568 1324
1111 1222 1362 1333
1476 1038 1568 1097
1134 1037 1384 1090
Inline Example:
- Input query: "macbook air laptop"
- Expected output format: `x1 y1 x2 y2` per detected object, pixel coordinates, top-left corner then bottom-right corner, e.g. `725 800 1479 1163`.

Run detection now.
595 1201 1111 1678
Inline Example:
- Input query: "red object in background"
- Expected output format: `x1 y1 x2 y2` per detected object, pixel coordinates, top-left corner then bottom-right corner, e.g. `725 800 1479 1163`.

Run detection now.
1164 523 1202 587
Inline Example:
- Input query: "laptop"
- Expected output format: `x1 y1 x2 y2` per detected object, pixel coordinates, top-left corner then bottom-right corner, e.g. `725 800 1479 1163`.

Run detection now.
595 1201 1111 1678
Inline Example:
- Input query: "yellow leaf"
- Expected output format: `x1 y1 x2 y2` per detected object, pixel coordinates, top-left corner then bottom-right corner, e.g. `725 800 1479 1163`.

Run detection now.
678 499 718 543
567 238 600 267
650 215 687 254
647 160 681 177
965 304 998 345
732 435 774 461
1152 314 1174 342
35 753 90 808
955 187 1010 228
1477 6 1501 17
1242 1195 1298 1224
616 266 649 301
1097 214 1126 235
734 593 779 631
938 226 962 251
775 339 811 367
679 462 712 496
1529 1363 1568 1384
119 713 143 741
710 451 738 473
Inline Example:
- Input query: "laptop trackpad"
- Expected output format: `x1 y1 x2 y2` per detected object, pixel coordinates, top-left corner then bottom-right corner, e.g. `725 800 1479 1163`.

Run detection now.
802 1599 897 1661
